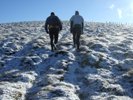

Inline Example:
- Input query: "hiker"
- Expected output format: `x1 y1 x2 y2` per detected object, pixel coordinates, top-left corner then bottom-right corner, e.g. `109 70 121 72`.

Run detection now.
70 11 84 51
45 12 62 51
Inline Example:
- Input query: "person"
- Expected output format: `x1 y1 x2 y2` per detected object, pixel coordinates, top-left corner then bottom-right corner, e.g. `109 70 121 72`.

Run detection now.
45 12 62 51
70 11 84 51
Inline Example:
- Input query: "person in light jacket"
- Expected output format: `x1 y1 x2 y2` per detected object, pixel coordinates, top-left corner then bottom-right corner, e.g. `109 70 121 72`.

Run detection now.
70 11 84 51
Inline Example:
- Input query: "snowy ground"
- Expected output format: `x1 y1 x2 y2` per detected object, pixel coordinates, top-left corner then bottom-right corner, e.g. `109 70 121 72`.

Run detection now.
0 21 133 100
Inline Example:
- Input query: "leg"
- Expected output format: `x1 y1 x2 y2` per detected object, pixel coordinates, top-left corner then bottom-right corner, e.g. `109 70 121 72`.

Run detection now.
76 32 81 50
53 30 59 50
73 32 76 47
73 25 82 51
54 33 59 44
49 32 54 51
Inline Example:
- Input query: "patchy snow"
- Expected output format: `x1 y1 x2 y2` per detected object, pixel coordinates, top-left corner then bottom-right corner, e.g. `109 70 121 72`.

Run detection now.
0 21 133 100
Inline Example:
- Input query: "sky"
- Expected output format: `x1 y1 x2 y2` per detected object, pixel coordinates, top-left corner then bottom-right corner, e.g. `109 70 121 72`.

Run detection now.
0 0 133 23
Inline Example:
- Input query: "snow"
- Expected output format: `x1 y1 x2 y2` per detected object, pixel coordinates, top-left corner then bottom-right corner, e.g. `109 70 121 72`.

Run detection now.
0 21 133 100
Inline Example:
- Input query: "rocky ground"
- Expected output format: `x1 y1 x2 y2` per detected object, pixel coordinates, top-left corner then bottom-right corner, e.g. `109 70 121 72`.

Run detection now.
0 21 133 100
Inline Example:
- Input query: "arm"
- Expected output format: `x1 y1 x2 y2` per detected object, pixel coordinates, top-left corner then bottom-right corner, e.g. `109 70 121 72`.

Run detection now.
81 17 84 34
57 16 62 30
70 21 73 33
70 16 74 33
59 19 62 30
45 18 49 33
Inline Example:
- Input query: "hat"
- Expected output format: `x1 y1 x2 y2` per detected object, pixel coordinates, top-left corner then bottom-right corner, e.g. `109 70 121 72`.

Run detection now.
75 11 79 15
51 12 55 16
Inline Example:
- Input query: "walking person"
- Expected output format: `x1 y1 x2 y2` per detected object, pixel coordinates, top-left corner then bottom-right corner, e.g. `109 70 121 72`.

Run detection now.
45 12 62 51
70 11 84 51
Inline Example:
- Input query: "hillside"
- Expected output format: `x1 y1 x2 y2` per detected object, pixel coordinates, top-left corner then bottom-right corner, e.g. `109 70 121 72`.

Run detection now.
0 21 133 100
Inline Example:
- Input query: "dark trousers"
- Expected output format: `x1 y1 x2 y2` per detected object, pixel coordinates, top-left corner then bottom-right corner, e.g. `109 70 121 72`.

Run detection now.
49 28 59 51
72 25 82 50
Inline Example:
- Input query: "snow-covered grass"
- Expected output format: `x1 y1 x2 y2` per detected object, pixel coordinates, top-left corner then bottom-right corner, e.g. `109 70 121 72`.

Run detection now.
0 21 133 100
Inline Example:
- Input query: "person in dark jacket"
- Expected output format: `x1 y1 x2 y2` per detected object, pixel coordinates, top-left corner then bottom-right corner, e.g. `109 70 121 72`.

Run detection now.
45 12 62 51
70 11 84 51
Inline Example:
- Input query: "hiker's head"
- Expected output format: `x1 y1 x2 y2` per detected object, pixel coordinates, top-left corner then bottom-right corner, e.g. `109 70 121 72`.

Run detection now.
51 12 55 16
75 11 79 15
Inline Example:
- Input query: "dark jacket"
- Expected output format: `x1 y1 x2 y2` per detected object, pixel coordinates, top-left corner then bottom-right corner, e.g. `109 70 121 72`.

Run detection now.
45 15 62 33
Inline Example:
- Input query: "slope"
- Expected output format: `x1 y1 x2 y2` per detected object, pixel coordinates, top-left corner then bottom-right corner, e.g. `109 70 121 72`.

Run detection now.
0 21 133 100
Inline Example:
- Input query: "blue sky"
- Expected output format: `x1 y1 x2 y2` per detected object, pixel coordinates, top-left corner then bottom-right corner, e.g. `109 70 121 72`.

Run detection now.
0 0 133 23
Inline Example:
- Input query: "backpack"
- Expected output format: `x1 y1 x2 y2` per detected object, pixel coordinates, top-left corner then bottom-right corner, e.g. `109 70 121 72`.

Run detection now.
73 24 81 28
73 24 82 33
